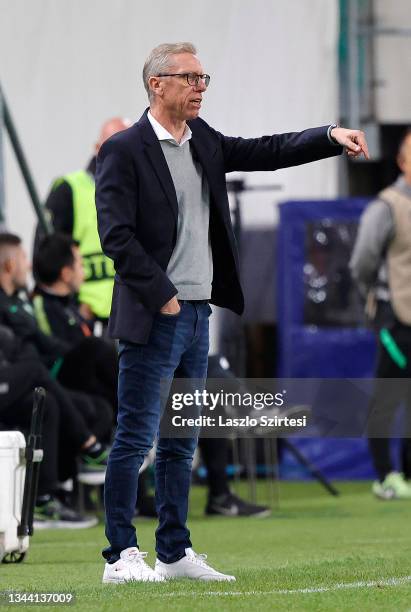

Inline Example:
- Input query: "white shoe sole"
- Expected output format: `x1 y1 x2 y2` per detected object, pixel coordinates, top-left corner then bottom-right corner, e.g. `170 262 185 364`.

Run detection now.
103 575 164 584
157 574 235 581
102 576 127 584
33 517 98 529
207 507 271 518
373 487 411 500
155 570 235 582
77 472 106 485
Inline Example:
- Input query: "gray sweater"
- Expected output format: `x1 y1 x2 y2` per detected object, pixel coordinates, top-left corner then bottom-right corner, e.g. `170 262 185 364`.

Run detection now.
350 176 411 301
161 139 213 301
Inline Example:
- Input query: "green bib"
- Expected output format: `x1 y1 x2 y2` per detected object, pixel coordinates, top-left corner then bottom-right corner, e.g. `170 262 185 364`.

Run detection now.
53 170 114 318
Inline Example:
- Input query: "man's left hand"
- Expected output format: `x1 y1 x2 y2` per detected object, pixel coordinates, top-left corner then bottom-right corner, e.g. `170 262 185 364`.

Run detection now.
331 127 370 160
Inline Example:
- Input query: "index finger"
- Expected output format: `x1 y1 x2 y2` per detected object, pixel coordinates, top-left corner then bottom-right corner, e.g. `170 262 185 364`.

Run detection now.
357 132 370 160
344 135 362 154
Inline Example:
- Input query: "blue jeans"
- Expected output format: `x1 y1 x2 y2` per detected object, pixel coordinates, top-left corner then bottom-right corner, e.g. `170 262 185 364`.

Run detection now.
103 301 210 564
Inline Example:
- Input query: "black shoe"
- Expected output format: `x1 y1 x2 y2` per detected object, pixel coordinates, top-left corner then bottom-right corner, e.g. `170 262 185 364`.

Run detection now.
206 492 271 518
34 495 98 529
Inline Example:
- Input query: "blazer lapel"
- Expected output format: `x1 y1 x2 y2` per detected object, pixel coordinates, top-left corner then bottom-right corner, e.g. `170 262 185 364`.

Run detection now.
188 124 223 213
139 113 178 221
137 112 223 222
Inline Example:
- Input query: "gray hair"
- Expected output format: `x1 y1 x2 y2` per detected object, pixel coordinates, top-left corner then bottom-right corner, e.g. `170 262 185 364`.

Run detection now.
142 42 197 102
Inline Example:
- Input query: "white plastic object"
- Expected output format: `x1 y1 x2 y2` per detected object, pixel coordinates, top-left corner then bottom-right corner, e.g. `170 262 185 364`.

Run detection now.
0 431 29 562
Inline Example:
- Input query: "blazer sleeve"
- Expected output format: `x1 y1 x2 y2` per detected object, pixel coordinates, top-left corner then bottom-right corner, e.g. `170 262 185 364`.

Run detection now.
95 138 177 313
211 126 342 173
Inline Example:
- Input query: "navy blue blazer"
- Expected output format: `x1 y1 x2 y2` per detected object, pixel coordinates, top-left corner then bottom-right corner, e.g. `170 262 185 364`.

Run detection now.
95 110 341 343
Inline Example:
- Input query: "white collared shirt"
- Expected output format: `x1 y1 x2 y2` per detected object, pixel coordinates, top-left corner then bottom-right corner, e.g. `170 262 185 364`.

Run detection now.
147 110 192 147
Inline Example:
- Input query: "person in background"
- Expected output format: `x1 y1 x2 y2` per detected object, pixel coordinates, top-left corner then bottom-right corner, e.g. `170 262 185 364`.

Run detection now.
200 356 270 517
350 128 411 500
0 232 111 487
33 232 118 412
36 118 131 327
0 327 99 529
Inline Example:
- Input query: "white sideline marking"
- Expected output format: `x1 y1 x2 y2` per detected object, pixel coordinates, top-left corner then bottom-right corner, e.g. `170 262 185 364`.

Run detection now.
274 575 411 595
154 575 411 597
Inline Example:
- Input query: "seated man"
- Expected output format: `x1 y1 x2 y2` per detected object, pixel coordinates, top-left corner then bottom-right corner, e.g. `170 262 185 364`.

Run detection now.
0 233 111 485
0 324 97 528
32 232 118 412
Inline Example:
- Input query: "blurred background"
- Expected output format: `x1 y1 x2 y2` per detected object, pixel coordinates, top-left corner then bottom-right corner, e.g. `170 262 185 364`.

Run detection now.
1 0 411 484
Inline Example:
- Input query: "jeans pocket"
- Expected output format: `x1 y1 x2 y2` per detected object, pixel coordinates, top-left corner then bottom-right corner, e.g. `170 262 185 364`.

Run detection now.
158 310 181 318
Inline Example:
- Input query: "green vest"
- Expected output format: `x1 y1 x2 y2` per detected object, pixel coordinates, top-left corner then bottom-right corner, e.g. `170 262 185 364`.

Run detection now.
53 170 115 318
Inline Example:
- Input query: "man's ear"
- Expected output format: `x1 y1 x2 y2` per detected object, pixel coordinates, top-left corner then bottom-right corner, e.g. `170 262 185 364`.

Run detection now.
148 76 163 98
60 265 71 284
3 258 13 274
397 153 405 173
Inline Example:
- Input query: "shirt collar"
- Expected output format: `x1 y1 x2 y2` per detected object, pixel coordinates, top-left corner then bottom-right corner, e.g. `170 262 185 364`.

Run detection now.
147 110 192 147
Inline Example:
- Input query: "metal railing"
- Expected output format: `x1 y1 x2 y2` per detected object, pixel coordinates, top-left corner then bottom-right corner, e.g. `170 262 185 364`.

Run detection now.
0 82 51 234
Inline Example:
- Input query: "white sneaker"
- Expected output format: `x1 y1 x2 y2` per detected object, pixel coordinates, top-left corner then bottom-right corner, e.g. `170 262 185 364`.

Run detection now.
102 547 164 583
155 547 236 581
372 472 411 500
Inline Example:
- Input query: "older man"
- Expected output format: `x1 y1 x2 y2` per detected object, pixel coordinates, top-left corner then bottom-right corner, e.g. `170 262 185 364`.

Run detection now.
96 41 369 583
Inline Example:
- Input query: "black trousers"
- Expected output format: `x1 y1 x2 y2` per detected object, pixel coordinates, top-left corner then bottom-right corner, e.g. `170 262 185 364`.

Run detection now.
367 321 411 480
0 363 60 497
58 337 118 417
57 389 112 479
0 360 104 492
198 437 230 498
65 389 112 443
199 356 244 499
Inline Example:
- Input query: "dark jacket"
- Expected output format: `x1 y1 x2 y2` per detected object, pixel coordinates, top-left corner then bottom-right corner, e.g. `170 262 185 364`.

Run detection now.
95 111 342 343
32 287 90 348
0 323 44 369
0 288 69 368
0 324 20 366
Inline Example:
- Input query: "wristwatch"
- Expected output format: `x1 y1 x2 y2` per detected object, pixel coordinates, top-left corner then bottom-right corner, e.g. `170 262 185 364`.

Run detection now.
327 123 339 145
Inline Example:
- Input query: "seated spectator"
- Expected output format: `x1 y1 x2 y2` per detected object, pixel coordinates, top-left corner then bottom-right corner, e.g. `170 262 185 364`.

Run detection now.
0 233 111 506
32 232 118 412
0 324 97 528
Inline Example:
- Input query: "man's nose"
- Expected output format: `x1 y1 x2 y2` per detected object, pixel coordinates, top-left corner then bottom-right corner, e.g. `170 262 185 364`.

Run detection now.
195 78 207 92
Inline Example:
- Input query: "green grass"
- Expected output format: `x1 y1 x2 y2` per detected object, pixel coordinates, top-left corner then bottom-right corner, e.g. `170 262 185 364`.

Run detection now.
1 482 411 611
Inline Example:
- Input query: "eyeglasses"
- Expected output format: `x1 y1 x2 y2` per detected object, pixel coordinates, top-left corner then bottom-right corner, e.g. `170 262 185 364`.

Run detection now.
156 72 211 88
